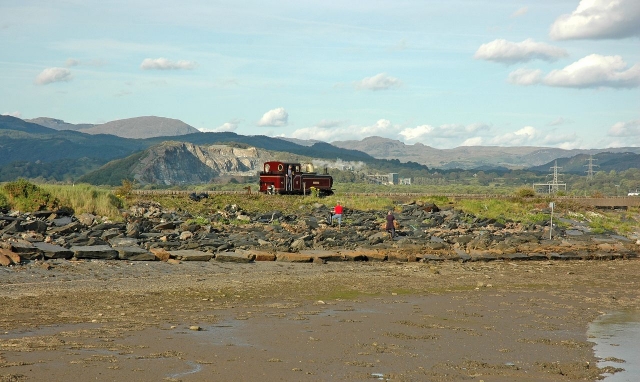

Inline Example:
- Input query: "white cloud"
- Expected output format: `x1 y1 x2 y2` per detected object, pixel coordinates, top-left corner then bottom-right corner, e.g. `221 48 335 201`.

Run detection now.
291 119 396 142
65 58 107 67
399 123 490 142
258 107 288 127
65 58 79 67
508 68 543 85
461 137 483 146
542 132 581 149
550 0 640 40
398 124 434 141
608 120 640 137
490 126 540 146
354 73 402 91
474 39 568 64
548 117 570 126
34 67 72 85
213 122 239 132
2 111 21 118
511 6 529 18
140 58 197 70
544 54 640 88
466 123 491 133
315 119 342 128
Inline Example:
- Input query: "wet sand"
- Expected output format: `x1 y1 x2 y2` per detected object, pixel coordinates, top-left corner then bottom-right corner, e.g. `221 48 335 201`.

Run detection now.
1 259 639 381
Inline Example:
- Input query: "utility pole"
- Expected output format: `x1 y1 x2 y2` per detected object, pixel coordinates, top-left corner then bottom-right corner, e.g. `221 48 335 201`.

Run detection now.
550 160 565 193
533 160 567 193
585 155 598 180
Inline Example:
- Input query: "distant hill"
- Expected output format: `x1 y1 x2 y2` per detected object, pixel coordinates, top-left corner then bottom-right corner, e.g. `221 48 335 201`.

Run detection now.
79 142 273 186
529 152 640 174
0 115 147 165
26 117 94 131
26 116 200 139
77 116 200 139
332 136 640 170
277 137 323 147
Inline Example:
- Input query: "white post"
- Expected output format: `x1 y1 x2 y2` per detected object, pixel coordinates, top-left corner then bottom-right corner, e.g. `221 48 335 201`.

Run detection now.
549 202 555 240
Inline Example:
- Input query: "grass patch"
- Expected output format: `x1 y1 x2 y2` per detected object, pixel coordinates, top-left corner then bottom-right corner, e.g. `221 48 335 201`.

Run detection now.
3 179 59 211
40 183 124 219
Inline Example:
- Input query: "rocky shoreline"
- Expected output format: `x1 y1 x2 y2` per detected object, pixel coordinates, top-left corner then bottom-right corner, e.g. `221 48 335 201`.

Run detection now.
1 200 638 266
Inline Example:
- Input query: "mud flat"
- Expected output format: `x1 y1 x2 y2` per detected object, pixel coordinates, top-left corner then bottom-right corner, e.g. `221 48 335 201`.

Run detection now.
1 258 639 381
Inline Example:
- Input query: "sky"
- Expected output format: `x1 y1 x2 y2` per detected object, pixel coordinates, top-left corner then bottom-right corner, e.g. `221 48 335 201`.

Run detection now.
1 0 639 149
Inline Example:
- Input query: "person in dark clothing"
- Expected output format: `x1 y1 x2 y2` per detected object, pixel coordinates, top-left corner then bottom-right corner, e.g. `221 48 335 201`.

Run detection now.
385 210 396 239
286 165 293 191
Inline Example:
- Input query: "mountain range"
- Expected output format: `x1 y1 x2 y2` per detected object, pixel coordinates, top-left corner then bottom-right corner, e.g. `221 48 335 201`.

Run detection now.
2 115 640 185
25 116 200 139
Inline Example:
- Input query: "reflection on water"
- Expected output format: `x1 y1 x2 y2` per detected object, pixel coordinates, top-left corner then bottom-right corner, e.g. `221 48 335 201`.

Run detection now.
588 310 640 381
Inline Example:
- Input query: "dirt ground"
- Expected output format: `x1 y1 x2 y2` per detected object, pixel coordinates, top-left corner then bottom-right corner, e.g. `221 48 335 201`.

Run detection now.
1 258 638 381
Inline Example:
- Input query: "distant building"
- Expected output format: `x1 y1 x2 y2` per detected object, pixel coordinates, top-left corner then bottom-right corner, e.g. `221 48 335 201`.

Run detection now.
388 173 399 185
400 178 411 185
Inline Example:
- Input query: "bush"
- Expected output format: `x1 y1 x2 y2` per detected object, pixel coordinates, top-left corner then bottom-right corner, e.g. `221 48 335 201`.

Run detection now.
3 179 59 211
515 187 536 198
0 192 9 212
115 179 134 198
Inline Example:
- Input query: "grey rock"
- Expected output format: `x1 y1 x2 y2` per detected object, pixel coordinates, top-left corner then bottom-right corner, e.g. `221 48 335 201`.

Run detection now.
109 237 139 247
8 242 41 260
20 220 48 234
169 249 213 261
117 246 156 261
52 216 73 227
49 221 83 235
215 250 255 263
76 213 96 226
33 242 73 259
71 245 118 260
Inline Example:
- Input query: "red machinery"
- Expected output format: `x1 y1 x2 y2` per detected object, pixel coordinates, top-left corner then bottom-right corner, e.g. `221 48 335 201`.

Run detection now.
259 161 333 195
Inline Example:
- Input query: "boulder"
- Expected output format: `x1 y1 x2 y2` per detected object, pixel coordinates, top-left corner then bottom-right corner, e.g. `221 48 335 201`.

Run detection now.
71 245 118 260
0 253 11 266
109 237 139 247
117 246 156 261
76 213 96 226
150 247 171 262
8 241 40 260
20 220 48 234
0 248 21 265
298 249 339 261
49 221 83 235
245 250 276 261
169 249 213 261
32 242 73 259
215 251 255 263
337 249 370 261
276 253 313 263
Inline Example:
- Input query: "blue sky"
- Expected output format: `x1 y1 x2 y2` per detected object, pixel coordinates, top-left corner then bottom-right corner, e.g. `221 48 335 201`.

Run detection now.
1 0 639 149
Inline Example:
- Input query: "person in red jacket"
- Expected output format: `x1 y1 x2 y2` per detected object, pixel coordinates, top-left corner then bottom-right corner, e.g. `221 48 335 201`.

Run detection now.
331 202 343 226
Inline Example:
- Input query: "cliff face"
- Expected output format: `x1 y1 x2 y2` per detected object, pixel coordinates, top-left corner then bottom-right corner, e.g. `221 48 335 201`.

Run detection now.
132 142 272 185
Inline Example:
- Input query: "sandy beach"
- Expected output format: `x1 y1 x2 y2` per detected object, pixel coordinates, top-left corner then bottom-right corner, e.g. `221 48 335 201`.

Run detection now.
1 258 638 381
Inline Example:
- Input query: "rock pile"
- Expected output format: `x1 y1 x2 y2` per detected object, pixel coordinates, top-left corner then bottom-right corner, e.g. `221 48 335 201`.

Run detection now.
1 200 637 266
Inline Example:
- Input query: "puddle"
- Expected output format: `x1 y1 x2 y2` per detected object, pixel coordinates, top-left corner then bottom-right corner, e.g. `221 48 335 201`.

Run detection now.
180 319 251 347
588 310 640 381
166 360 202 379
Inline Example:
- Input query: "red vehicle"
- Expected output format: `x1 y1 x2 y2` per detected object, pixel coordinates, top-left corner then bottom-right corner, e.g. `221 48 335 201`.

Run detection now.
259 161 333 195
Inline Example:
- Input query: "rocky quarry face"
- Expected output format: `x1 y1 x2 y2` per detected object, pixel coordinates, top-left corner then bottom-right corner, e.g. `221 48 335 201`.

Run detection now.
132 142 273 185
1 200 638 267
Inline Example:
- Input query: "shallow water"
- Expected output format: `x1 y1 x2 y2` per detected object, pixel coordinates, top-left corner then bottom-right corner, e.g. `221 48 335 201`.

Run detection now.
588 310 640 381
